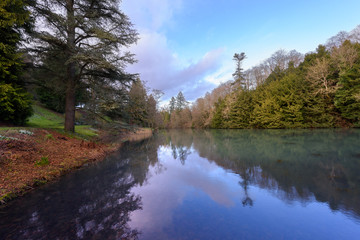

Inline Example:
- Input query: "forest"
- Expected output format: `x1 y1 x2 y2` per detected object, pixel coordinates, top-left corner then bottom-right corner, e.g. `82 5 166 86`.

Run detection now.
167 27 360 129
1 1 360 130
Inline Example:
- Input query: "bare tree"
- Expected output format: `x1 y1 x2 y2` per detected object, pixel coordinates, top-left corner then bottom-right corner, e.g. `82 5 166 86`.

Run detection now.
326 31 349 49
306 58 336 94
349 25 360 43
331 41 358 71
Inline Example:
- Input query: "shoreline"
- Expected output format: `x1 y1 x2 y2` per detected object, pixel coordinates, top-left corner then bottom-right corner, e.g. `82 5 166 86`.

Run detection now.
0 127 153 205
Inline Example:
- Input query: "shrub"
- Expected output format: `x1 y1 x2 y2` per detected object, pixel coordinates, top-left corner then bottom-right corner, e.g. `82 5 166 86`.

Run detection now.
0 82 33 125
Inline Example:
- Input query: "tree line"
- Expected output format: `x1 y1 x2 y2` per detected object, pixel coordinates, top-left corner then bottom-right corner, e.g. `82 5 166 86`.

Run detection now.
163 26 360 129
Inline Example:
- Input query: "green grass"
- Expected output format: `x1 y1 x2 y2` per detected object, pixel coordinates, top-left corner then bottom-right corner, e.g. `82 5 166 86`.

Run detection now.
0 104 98 139
35 156 50 166
27 104 64 128
75 125 98 138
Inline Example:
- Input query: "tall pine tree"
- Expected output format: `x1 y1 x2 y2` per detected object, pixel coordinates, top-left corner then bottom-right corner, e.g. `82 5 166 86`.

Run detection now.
31 0 138 132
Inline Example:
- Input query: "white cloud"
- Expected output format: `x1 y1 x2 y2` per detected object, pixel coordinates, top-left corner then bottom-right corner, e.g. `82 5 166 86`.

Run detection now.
122 0 225 103
123 0 183 31
125 30 225 102
204 63 234 85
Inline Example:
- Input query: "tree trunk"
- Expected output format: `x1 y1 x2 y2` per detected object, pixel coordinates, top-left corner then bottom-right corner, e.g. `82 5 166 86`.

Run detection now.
65 0 76 132
65 76 76 132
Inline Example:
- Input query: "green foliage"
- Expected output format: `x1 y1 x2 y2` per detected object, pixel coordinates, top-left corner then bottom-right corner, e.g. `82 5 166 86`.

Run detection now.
45 133 54 140
31 0 138 132
0 1 33 126
127 80 148 125
251 74 307 128
34 47 90 113
211 98 226 128
36 83 66 113
206 40 360 129
0 82 33 125
0 0 31 85
334 67 360 123
232 52 247 90
264 66 286 85
228 91 254 128
35 156 49 166
175 91 188 111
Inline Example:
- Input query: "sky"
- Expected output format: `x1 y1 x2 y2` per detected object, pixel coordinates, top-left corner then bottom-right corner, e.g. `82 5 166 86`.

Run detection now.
122 0 360 103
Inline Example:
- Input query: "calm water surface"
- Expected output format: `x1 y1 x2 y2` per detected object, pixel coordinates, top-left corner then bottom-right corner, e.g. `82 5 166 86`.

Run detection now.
1 129 360 239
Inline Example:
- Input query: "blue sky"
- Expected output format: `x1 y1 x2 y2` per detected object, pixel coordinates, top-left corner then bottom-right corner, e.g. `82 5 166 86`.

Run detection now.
122 0 360 103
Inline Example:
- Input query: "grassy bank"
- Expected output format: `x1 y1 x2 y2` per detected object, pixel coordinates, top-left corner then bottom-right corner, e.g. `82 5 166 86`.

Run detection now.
0 104 153 204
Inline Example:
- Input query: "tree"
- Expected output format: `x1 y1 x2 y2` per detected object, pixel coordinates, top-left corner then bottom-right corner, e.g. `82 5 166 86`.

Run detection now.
306 57 335 95
175 91 187 111
227 91 254 128
326 30 349 49
0 83 33 125
331 40 358 71
146 94 157 128
169 96 176 113
34 46 88 113
211 98 226 128
232 52 247 90
334 65 360 124
0 0 31 85
127 79 147 125
31 0 138 132
0 0 33 125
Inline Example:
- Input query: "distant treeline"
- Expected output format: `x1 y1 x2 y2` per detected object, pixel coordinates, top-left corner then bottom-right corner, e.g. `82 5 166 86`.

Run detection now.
163 26 360 128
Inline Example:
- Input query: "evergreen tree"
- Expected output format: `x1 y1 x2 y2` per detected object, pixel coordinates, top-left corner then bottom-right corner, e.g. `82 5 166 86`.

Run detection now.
175 91 187 111
127 80 148 125
211 98 226 128
31 0 138 132
169 97 176 113
232 52 247 90
0 0 33 124
228 91 254 128
0 0 31 85
334 67 360 124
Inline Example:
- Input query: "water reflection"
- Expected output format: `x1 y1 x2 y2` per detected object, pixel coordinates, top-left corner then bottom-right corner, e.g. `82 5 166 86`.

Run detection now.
1 129 360 239
129 129 360 239
0 139 162 240
189 129 360 218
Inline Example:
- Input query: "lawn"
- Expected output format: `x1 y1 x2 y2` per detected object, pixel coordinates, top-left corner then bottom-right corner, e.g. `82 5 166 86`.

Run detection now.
1 104 98 139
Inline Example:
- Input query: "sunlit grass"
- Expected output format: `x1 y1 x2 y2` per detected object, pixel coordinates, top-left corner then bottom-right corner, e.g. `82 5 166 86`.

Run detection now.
0 104 98 139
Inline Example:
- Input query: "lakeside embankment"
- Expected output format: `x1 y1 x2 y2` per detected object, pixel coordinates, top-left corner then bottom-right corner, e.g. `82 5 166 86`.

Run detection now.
0 127 153 204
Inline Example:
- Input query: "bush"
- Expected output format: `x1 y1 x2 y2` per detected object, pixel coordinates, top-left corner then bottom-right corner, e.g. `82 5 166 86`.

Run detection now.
0 82 33 125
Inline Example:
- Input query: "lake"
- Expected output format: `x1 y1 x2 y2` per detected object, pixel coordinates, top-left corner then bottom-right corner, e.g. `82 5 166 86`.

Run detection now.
1 129 360 239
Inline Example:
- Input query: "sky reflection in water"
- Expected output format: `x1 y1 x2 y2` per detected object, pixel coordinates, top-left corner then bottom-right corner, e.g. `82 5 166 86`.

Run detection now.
127 130 360 240
1 129 360 240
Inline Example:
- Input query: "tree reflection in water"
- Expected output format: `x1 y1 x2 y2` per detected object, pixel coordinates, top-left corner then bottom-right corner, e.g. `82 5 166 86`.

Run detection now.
165 129 360 219
0 138 166 240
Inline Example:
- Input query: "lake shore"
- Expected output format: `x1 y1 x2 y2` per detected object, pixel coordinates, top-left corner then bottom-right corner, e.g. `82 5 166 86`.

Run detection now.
0 127 153 205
